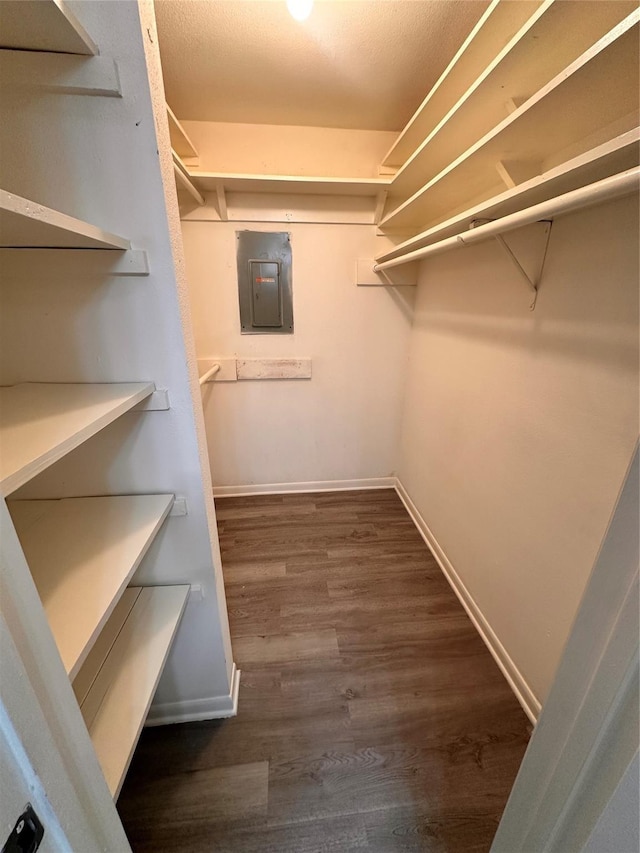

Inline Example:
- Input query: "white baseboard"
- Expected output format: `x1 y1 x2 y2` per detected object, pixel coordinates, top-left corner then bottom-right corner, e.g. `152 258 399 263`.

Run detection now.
213 477 396 498
395 478 541 725
145 662 241 727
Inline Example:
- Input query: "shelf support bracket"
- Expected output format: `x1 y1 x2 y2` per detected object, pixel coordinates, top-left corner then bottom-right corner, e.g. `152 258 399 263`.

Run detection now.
216 181 228 222
374 190 388 226
471 219 552 311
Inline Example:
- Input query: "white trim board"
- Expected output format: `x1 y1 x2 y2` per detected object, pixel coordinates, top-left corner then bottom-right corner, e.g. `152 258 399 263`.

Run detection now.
212 477 396 498
145 662 240 726
394 477 541 723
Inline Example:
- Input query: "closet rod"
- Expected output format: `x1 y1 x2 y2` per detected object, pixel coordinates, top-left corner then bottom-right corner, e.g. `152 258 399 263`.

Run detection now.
199 364 221 386
374 167 640 272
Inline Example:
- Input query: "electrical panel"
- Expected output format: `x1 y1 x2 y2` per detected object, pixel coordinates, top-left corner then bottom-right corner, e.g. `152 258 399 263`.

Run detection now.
236 231 293 334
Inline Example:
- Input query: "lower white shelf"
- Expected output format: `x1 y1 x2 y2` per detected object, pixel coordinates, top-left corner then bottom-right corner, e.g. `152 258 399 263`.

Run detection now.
73 584 190 799
9 494 175 678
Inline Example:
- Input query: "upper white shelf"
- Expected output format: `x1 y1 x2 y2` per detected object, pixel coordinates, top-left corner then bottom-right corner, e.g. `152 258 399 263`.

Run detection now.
167 105 199 161
0 0 98 55
9 494 175 678
376 129 640 264
0 382 154 496
75 584 190 798
381 13 640 231
390 0 638 198
0 190 130 249
382 0 543 169
188 171 391 197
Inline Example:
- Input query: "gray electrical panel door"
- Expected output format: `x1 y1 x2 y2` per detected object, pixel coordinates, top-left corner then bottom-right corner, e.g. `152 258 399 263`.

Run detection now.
237 231 293 334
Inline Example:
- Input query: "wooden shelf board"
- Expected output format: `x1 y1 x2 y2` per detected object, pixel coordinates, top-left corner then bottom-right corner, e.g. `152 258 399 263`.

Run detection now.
78 584 190 798
188 171 392 198
0 0 98 55
376 129 640 262
167 105 199 160
0 190 130 249
381 15 640 231
381 0 543 168
9 494 175 678
391 0 638 197
0 382 155 496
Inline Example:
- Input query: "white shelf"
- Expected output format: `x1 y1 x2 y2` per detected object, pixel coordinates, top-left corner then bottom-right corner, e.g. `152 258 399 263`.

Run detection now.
376 129 640 264
0 382 155 496
0 190 130 249
75 584 190 799
382 0 543 169
381 13 640 232
0 0 98 56
390 0 638 198
375 168 639 273
9 495 175 678
167 104 199 161
188 171 391 198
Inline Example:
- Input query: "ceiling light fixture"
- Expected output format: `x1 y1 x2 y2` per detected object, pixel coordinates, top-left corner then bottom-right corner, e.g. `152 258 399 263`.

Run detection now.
287 0 313 22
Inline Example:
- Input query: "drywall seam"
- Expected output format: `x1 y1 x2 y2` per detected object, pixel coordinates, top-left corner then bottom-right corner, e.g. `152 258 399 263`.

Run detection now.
145 663 240 726
212 477 396 498
395 477 541 723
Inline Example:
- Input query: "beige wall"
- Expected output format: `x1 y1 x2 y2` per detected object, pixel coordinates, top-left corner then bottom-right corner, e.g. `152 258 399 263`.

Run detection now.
182 120 396 177
183 220 413 488
397 194 639 704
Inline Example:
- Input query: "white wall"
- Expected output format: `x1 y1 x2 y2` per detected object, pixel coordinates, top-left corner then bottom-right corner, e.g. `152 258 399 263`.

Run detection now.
182 219 413 489
397 194 639 705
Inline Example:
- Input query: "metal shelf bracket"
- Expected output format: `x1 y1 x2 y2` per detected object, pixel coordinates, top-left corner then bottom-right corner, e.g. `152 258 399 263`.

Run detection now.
470 219 553 310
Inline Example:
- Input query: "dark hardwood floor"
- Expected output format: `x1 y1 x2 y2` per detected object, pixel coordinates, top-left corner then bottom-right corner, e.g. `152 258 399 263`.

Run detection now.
118 489 531 852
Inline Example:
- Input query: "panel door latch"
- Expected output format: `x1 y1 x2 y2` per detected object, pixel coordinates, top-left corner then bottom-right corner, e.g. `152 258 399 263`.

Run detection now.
2 804 44 853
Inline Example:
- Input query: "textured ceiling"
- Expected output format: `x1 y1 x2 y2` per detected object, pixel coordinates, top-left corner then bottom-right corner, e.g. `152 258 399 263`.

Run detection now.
155 0 488 131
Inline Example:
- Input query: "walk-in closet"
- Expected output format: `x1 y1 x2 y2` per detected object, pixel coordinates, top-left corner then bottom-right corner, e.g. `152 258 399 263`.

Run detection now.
1 1 638 851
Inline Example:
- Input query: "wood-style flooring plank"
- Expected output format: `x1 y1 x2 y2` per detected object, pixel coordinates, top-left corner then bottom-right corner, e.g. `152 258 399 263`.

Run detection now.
218 508 362 532
364 806 501 853
214 503 316 521
118 488 531 852
233 628 340 666
118 761 269 851
125 812 369 853
284 551 439 578
222 559 287 584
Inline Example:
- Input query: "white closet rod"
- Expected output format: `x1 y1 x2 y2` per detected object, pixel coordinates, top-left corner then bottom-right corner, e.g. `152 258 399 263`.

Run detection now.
199 363 221 386
374 167 640 272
